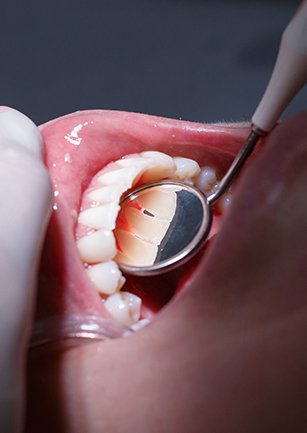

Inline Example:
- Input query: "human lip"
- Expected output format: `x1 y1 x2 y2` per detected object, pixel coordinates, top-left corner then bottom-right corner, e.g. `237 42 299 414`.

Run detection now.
36 110 250 330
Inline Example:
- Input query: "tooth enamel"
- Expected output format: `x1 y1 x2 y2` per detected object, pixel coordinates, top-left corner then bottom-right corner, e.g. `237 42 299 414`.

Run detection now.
87 184 124 204
98 166 140 187
78 202 120 230
104 291 141 326
140 151 176 181
0 109 43 159
77 229 117 263
115 229 158 266
173 157 200 179
87 261 125 295
217 191 232 213
196 166 217 193
130 318 150 332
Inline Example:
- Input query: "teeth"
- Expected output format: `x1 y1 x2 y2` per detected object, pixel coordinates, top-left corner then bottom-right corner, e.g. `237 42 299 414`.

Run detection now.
98 166 141 188
173 157 200 179
78 202 120 230
140 151 176 182
104 291 141 326
76 151 222 327
77 229 117 263
196 166 217 194
130 318 150 332
87 184 124 204
216 191 232 213
87 261 125 295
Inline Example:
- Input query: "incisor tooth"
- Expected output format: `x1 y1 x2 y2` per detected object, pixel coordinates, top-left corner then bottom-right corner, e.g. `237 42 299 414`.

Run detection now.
104 291 141 326
77 229 117 263
173 157 200 179
87 261 125 295
78 202 119 230
87 184 124 204
98 166 140 187
140 151 176 182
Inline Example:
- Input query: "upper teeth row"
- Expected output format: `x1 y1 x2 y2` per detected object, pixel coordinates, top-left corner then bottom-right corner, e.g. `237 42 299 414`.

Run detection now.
76 150 218 327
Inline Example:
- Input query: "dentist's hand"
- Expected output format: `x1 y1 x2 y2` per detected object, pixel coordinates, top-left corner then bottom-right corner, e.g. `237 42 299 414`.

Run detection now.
0 108 52 433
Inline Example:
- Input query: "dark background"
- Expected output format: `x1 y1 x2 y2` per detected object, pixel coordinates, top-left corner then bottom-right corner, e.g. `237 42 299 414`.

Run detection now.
0 0 305 125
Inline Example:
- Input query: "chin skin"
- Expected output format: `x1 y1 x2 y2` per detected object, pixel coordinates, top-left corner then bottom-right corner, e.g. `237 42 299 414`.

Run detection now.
26 111 307 433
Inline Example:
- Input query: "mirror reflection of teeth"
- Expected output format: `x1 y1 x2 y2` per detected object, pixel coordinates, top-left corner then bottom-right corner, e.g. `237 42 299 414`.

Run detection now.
76 151 231 328
117 206 172 244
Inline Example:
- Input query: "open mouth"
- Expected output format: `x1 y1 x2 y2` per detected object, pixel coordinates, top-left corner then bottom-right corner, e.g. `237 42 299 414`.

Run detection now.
35 110 251 338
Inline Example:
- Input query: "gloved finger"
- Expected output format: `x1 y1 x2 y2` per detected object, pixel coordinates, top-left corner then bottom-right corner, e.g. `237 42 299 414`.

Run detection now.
0 108 52 433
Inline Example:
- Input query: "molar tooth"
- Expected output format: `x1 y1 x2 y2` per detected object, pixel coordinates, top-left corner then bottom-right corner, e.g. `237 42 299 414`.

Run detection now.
78 202 119 230
87 261 125 295
77 229 117 263
196 166 217 193
104 291 141 326
173 157 200 179
216 191 232 214
140 151 176 181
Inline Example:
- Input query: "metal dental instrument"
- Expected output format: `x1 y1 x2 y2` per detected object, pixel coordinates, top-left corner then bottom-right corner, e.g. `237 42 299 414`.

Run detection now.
116 0 307 276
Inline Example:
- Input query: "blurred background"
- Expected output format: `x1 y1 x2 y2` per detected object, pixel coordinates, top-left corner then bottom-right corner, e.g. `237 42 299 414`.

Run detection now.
0 0 305 125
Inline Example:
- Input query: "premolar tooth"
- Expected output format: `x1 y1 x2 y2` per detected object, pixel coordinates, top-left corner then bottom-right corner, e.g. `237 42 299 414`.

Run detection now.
77 229 117 263
140 151 176 182
87 261 125 295
173 157 200 179
196 166 217 193
104 291 141 326
78 202 119 230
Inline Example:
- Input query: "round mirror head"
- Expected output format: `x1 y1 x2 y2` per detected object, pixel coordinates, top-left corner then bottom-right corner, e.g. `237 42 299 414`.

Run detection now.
114 180 212 275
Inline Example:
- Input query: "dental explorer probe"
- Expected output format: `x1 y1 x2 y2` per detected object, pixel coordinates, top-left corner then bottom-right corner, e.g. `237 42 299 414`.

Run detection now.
116 0 307 276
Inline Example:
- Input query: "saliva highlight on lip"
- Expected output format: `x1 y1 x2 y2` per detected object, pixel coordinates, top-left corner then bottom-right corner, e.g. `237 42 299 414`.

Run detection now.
116 0 307 277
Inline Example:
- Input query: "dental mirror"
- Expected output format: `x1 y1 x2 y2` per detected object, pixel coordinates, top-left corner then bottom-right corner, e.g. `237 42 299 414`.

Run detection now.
115 180 212 275
115 127 259 276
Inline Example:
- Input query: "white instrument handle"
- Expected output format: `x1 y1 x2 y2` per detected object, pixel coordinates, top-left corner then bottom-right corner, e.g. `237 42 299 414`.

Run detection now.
252 0 307 133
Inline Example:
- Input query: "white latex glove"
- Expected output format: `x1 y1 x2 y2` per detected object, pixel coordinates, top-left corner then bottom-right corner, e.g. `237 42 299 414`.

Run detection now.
0 108 52 433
